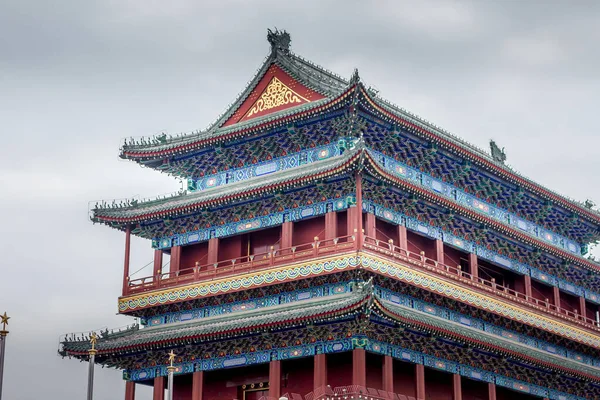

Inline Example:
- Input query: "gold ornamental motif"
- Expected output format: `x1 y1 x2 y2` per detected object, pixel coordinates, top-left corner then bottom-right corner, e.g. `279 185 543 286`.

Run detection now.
245 77 309 119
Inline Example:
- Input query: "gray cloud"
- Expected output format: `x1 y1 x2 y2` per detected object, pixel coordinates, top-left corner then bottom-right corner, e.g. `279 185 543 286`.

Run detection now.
1 1 599 399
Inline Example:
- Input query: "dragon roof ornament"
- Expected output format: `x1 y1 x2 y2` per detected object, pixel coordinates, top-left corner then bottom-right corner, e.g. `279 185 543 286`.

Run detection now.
267 28 291 54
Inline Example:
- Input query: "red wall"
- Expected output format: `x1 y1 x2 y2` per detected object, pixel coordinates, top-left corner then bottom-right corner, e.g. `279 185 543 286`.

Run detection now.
173 374 193 400
477 259 521 293
425 368 452 400
392 360 416 398
218 235 247 262
406 231 436 259
443 245 470 272
586 300 599 320
293 216 325 245
337 210 348 237
327 352 352 388
180 242 209 271
282 357 313 396
375 218 398 244
560 290 579 313
250 226 281 255
203 364 269 400
531 280 554 304
462 377 488 400
366 352 383 390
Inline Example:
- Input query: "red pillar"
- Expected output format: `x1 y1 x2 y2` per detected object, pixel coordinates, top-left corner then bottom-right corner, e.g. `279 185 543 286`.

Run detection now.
383 356 394 393
207 238 219 265
365 212 376 239
398 225 408 250
153 249 163 276
314 354 327 392
415 364 425 400
170 245 182 274
580 297 587 320
469 253 478 279
124 381 135 400
356 172 364 248
352 348 366 387
269 360 281 398
153 376 165 400
524 275 532 299
325 212 337 241
281 221 293 249
435 239 444 264
488 383 496 400
348 207 358 241
122 226 132 295
192 371 204 400
453 374 462 400
553 286 561 308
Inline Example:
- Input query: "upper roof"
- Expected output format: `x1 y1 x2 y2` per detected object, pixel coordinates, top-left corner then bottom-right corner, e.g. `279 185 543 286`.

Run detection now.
116 29 600 227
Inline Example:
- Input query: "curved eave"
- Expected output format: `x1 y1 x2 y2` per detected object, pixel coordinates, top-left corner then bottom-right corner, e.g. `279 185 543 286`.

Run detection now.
61 291 370 357
358 86 600 226
120 84 355 163
374 298 600 384
93 149 362 225
362 151 600 274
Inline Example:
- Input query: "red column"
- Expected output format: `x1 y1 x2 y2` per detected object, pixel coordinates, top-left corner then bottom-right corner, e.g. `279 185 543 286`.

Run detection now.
415 364 425 400
122 226 132 295
435 239 444 264
553 286 561 308
383 356 394 393
365 213 376 239
398 225 408 250
352 349 366 387
269 360 281 398
281 221 293 250
488 383 496 400
348 207 358 242
192 371 204 400
207 238 219 266
579 297 587 320
469 253 478 279
124 381 135 400
524 275 532 299
170 245 182 274
153 249 163 276
453 374 462 400
325 212 337 241
314 354 327 392
153 376 165 400
356 172 364 248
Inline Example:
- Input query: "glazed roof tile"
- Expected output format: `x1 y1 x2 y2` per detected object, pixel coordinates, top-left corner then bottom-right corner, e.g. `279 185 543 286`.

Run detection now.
378 298 600 379
93 146 361 223
60 286 370 355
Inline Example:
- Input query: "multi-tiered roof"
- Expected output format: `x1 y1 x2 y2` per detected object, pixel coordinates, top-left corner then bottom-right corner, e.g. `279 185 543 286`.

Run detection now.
63 30 600 400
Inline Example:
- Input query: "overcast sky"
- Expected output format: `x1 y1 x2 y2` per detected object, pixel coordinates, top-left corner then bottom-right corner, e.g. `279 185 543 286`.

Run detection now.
1 1 600 399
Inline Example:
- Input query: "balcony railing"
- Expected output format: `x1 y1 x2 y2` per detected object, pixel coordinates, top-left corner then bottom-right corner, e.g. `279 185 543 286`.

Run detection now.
123 231 600 331
363 235 600 330
126 235 357 295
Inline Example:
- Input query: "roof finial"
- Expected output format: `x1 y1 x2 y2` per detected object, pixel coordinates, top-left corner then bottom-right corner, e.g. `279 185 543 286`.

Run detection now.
489 140 507 164
267 28 291 54
350 68 360 84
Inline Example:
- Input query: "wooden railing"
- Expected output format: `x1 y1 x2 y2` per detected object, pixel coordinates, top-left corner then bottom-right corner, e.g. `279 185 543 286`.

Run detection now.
363 236 600 330
125 235 356 295
123 231 600 331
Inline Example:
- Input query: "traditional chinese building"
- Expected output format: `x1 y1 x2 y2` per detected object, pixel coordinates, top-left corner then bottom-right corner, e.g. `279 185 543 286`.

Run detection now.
60 30 600 400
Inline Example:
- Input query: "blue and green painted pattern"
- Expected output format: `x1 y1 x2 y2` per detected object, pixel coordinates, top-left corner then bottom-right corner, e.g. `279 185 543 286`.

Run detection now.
366 200 600 304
